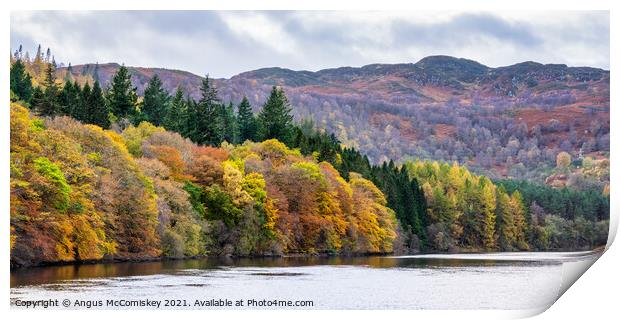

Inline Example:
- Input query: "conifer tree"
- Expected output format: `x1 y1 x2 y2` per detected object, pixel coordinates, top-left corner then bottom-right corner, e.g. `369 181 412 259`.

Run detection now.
107 65 137 120
88 81 110 129
257 86 294 144
10 59 33 102
184 96 198 139
33 63 60 117
33 44 43 77
64 63 74 82
236 96 257 142
93 62 100 83
141 74 169 126
164 86 186 133
220 102 238 144
192 76 222 146
76 82 92 123
30 87 44 111
58 80 79 116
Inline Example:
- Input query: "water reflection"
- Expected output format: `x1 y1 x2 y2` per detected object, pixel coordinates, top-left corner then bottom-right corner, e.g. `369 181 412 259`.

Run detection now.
10 254 564 288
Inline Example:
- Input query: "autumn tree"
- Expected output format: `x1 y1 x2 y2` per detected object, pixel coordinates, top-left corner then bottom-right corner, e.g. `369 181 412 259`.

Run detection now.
478 178 497 249
556 151 571 172
511 191 529 250
136 158 205 258
496 187 516 250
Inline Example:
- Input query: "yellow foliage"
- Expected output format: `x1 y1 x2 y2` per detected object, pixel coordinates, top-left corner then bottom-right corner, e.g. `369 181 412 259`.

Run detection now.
10 226 16 251
222 160 253 206
121 122 166 157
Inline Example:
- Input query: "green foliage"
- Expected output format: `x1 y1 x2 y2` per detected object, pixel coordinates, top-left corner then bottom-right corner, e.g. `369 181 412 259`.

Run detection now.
107 65 138 120
141 74 170 126
164 86 187 133
183 181 206 218
10 59 33 102
495 179 609 222
31 63 60 117
121 122 165 157
220 102 238 144
33 156 71 211
88 81 111 128
257 86 294 144
58 80 79 116
237 96 258 142
188 76 223 146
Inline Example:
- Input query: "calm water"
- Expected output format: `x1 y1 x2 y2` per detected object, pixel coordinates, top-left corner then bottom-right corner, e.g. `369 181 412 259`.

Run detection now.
10 252 599 310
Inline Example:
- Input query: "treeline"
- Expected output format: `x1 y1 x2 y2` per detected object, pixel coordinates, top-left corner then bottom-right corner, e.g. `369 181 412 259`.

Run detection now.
284 124 609 252
496 179 609 250
10 103 397 267
10 54 299 149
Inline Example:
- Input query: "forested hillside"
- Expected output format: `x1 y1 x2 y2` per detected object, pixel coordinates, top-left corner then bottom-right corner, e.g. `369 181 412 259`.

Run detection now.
10 47 609 267
24 49 608 188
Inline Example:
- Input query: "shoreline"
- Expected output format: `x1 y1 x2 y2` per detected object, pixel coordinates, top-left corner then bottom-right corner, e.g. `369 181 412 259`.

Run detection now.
10 246 605 271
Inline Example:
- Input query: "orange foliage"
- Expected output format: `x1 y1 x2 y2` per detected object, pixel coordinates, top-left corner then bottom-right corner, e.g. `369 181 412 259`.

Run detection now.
147 145 188 180
192 145 229 162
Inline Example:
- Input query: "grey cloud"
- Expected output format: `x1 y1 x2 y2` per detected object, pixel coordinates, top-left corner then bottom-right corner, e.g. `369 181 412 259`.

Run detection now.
10 11 609 78
388 13 542 51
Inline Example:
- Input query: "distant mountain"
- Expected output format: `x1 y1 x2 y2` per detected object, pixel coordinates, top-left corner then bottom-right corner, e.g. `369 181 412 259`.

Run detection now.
58 56 610 182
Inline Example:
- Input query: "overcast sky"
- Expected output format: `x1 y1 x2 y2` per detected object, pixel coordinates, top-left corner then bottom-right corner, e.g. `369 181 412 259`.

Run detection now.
10 11 609 78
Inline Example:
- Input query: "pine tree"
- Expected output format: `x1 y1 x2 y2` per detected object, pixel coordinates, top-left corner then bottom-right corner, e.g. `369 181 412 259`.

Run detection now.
93 62 100 83
164 86 186 133
192 76 222 146
220 102 238 144
141 74 169 126
257 86 294 144
10 59 33 102
64 63 74 82
33 63 60 117
33 44 43 77
184 96 198 138
76 82 92 123
58 80 79 116
88 81 110 128
68 81 81 119
411 177 428 243
236 96 257 142
30 87 44 111
107 65 137 120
